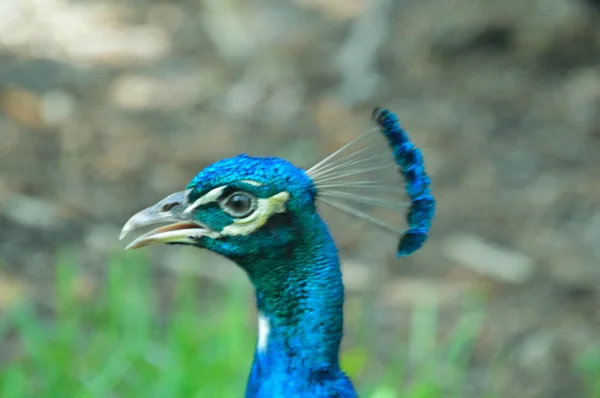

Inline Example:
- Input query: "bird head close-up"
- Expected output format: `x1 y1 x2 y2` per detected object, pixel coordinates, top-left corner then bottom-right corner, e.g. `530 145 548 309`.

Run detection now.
119 108 435 397
120 154 318 268
2 2 598 397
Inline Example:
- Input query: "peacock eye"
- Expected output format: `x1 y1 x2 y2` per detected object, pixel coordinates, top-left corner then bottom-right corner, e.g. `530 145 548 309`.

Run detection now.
220 192 257 218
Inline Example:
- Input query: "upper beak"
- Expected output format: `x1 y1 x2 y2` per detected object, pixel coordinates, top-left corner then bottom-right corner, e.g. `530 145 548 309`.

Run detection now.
120 189 218 250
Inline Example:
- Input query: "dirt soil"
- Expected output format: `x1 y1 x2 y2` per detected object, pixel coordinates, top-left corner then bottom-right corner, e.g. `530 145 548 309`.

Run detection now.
1 0 599 397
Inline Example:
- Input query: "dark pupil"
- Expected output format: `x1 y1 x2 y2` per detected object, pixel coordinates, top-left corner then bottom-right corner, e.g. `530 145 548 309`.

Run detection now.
228 194 250 213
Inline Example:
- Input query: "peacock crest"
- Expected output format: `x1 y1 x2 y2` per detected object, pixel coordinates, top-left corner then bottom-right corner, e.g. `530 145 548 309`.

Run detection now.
120 107 435 397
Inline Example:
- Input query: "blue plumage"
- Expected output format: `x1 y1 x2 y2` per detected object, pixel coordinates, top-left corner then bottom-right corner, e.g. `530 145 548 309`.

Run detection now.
120 108 435 397
372 107 435 256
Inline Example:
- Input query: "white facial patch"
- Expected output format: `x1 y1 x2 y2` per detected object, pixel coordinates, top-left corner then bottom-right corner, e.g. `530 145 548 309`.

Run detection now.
240 180 262 186
221 191 290 236
184 186 227 214
257 312 270 354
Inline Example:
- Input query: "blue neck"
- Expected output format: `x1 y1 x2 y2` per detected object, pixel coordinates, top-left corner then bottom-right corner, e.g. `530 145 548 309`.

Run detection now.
237 213 357 397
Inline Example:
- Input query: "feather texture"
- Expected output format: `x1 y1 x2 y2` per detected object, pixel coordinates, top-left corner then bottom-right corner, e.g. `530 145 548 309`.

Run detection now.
307 107 435 256
120 107 436 397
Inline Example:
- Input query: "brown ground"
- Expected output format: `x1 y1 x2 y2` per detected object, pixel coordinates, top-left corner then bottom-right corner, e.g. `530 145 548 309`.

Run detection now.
0 0 599 396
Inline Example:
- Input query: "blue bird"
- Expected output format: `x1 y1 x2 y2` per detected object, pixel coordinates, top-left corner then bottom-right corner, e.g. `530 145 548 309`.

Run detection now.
120 108 435 397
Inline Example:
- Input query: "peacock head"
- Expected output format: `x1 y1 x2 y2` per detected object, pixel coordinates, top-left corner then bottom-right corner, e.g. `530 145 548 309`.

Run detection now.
121 108 435 264
120 154 319 262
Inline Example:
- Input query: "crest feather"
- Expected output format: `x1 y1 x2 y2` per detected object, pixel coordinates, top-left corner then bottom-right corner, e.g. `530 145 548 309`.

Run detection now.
306 107 435 256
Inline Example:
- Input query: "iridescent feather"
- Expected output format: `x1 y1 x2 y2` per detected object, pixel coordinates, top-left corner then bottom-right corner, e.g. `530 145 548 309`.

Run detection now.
307 107 435 256
120 107 436 397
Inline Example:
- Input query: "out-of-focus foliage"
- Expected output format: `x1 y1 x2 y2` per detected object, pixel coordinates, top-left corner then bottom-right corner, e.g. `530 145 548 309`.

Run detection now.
0 252 504 398
1 0 599 396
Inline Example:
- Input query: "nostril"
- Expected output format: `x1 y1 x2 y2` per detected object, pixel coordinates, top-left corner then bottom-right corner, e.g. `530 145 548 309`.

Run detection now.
161 202 180 212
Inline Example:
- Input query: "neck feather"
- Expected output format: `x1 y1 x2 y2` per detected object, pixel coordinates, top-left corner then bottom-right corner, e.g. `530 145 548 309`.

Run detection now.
237 212 356 397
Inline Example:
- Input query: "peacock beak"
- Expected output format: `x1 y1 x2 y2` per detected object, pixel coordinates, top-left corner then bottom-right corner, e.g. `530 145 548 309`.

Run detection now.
120 189 219 250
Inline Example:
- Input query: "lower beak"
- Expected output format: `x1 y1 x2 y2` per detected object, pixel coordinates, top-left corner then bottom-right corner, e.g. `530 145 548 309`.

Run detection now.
119 190 218 250
122 222 209 250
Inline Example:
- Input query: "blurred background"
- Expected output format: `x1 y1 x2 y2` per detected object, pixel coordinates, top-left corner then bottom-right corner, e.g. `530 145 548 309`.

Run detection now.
1 0 599 397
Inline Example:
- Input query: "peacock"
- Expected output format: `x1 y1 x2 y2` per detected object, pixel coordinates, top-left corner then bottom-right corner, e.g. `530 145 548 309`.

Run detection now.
120 107 435 397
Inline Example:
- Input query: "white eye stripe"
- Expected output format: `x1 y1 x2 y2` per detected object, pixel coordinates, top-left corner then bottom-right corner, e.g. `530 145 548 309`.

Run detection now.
183 186 227 214
183 184 289 236
221 191 290 237
183 180 262 214
240 180 262 186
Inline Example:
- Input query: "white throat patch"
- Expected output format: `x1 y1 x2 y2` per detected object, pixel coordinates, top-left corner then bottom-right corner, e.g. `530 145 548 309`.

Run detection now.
257 312 270 354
